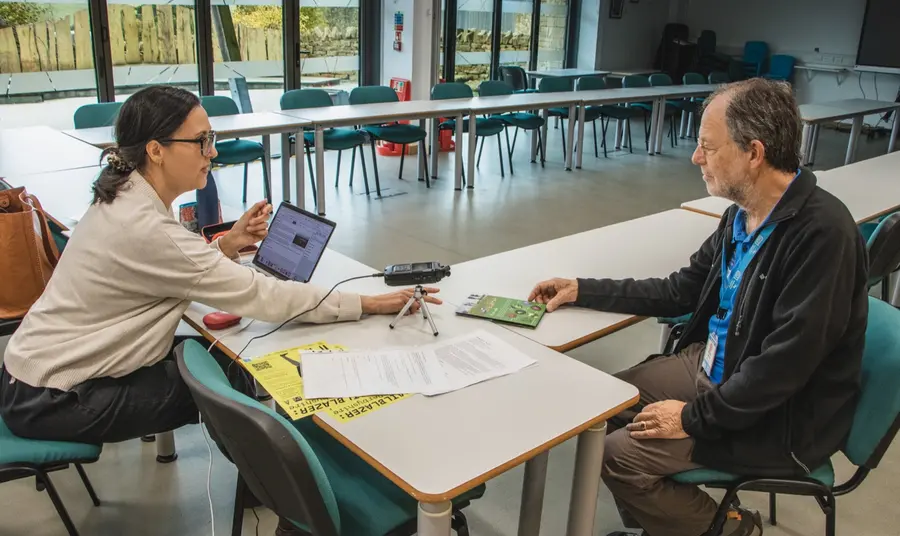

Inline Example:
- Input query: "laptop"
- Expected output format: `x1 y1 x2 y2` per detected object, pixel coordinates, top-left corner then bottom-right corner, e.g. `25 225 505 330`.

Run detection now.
250 202 337 283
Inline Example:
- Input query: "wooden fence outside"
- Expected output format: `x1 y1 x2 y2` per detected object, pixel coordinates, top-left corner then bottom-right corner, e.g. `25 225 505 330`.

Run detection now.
0 6 284 74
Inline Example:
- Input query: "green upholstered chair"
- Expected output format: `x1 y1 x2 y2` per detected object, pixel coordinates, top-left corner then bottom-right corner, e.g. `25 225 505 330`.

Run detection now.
670 296 900 536
477 80 546 170
200 96 271 204
621 75 661 151
647 73 680 148
864 212 900 302
280 89 371 198
0 418 101 536
433 82 507 179
709 71 730 84
73 102 123 129
175 339 484 536
537 76 579 159
348 85 429 196
576 75 638 158
499 65 537 93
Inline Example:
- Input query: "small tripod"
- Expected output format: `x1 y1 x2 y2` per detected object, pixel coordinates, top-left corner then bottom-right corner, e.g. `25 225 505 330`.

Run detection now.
389 285 439 336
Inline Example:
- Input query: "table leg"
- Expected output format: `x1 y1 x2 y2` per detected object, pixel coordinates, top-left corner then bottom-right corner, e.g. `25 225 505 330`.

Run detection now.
565 421 606 536
800 123 811 166
294 129 305 209
655 98 666 155
517 451 549 536
566 104 577 171
614 119 622 150
156 431 177 463
418 501 452 536
686 112 695 139
541 109 550 160
315 126 326 215
889 112 900 153
261 135 272 202
647 101 660 156
531 122 539 162
845 115 863 165
809 124 821 164
455 114 464 190
679 110 687 138
467 114 477 189
281 133 292 202
575 104 586 169
431 118 440 178
418 118 427 181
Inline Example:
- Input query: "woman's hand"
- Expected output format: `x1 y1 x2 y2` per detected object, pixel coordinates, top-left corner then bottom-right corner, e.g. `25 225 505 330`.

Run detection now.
361 288 443 315
219 200 272 258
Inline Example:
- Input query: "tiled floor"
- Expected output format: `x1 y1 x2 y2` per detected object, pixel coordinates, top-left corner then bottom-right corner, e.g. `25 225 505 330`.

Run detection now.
1 121 898 536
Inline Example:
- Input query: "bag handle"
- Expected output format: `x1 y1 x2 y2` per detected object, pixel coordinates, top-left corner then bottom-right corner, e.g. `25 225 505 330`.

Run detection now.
20 192 61 269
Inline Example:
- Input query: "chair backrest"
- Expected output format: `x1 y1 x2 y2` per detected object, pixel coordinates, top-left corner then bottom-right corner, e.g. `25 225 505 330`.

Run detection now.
742 41 769 77
200 95 240 117
576 76 607 91
697 30 716 55
844 297 900 469
683 72 706 85
499 65 529 91
349 85 399 105
280 89 333 111
708 71 730 84
431 82 474 100
175 340 341 536
478 80 514 97
622 75 650 88
866 212 900 285
73 102 124 129
605 76 623 89
767 54 796 80
538 76 574 93
649 73 673 86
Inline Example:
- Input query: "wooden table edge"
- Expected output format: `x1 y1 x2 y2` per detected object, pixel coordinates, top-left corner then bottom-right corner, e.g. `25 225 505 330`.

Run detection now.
679 206 723 219
548 315 647 354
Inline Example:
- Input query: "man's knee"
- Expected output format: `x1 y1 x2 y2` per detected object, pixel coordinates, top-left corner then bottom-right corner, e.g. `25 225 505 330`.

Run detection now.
602 429 658 492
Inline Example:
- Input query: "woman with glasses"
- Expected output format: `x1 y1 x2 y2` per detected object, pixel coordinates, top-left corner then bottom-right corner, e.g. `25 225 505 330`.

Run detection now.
0 85 440 447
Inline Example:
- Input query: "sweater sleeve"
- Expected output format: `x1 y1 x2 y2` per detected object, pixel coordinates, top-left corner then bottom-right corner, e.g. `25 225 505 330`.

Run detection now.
151 220 362 324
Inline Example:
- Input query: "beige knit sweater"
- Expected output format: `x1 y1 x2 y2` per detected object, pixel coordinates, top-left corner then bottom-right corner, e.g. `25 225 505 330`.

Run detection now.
3 172 361 390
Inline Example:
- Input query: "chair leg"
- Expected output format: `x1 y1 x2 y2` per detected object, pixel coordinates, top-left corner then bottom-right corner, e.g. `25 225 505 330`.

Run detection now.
600 118 609 158
369 140 382 197
592 120 599 158
335 150 342 187
824 494 836 536
420 141 431 187
505 128 514 174
538 129 546 166
242 163 248 203
451 510 470 536
348 146 356 187
358 144 370 195
477 136 485 167
399 144 406 180
560 118 567 156
304 144 317 207
74 464 100 506
497 133 505 177
628 118 634 153
767 492 777 526
232 474 246 536
37 469 80 536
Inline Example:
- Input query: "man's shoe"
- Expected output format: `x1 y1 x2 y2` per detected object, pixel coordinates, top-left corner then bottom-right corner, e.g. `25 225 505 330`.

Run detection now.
274 517 304 536
721 507 763 536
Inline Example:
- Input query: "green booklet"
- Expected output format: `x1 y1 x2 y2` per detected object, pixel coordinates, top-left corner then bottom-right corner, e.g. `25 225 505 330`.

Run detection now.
455 294 547 329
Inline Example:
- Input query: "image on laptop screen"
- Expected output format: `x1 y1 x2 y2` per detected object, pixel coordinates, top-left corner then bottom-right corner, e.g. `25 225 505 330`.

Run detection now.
252 203 336 283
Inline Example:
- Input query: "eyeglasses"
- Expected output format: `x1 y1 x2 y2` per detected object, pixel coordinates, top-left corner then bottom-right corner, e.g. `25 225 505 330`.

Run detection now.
159 130 217 156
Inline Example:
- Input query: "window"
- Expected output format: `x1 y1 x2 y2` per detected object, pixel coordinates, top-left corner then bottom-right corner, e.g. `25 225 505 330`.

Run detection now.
499 0 532 73
300 0 359 92
0 0 98 128
455 0 493 90
537 0 566 70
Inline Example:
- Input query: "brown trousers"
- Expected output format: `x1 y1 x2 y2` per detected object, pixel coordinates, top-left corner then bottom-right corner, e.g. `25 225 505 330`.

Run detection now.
602 343 719 536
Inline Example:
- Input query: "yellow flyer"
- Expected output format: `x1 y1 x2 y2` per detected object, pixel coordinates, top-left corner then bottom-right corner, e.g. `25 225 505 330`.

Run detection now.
242 342 410 422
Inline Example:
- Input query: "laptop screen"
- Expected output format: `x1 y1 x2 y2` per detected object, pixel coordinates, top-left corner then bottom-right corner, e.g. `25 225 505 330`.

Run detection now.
252 202 336 283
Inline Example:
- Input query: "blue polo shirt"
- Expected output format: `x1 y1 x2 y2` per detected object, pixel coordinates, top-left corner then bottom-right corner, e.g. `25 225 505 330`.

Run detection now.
706 170 800 384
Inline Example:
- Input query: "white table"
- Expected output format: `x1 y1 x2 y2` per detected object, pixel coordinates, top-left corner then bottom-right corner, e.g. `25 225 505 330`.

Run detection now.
63 112 312 209
182 251 638 536
798 99 900 166
435 209 720 352
526 68 611 81
681 152 900 224
277 99 472 214
0 126 104 176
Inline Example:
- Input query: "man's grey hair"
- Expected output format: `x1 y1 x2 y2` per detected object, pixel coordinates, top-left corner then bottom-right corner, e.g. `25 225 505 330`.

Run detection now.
701 78 801 173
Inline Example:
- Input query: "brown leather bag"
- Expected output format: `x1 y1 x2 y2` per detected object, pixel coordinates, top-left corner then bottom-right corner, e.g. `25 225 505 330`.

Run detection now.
0 187 61 319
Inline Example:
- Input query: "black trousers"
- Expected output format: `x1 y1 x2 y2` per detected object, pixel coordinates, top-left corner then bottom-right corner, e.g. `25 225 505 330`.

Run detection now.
0 336 251 445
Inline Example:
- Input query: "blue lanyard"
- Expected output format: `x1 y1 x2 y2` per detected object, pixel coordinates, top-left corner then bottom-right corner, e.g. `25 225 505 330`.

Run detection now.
719 224 776 309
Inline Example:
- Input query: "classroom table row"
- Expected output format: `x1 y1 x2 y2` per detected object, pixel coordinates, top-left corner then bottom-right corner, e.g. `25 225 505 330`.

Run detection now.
60 84 720 216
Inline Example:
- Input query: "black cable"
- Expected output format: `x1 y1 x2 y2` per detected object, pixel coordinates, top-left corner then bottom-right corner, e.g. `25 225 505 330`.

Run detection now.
231 273 383 363
859 72 866 99
875 73 879 101
251 507 260 536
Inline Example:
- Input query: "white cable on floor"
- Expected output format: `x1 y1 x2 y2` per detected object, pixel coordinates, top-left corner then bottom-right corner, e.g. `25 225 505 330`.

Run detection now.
200 413 216 536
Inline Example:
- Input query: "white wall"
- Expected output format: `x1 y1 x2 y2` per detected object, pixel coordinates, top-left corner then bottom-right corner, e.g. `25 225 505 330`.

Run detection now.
676 0 900 125
595 0 670 70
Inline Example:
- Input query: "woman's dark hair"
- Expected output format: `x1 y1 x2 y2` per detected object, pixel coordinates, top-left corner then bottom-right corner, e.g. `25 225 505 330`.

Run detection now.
93 85 200 204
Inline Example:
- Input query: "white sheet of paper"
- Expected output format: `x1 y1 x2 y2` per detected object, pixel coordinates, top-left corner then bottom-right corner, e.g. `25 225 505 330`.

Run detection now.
301 330 537 398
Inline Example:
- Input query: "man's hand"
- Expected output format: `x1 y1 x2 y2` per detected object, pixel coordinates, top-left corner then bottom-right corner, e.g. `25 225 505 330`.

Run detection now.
527 278 578 312
626 400 689 440
220 200 272 258
361 288 443 315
